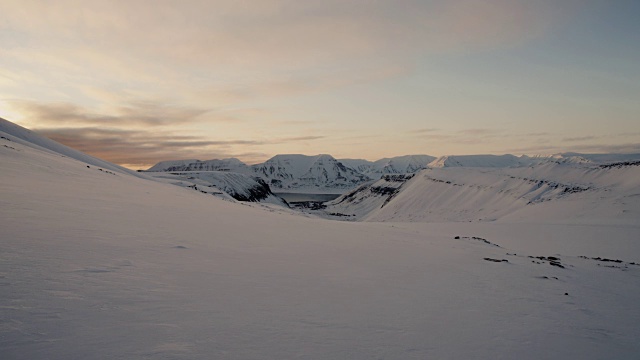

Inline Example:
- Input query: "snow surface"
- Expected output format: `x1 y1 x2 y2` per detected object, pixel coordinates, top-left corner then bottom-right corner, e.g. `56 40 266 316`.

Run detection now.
324 161 640 224
2 120 640 359
0 117 144 178
147 171 288 206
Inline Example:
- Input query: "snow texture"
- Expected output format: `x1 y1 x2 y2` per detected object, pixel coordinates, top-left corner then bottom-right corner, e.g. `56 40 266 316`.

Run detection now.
2 118 640 359
325 161 640 224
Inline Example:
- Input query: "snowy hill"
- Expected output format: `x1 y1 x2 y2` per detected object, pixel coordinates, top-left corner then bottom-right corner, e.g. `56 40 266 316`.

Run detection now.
147 158 252 173
0 117 142 177
324 161 640 224
148 170 288 206
0 118 284 206
251 154 369 192
2 118 640 359
325 174 415 219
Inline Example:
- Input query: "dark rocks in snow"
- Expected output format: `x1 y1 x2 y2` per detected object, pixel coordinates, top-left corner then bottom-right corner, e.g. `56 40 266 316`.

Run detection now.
537 276 560 280
529 256 566 268
290 201 327 210
549 261 565 269
370 186 399 196
229 178 274 202
484 258 508 263
600 160 640 169
579 255 633 265
592 257 623 263
562 186 590 194
327 212 354 217
458 236 501 248
382 174 415 182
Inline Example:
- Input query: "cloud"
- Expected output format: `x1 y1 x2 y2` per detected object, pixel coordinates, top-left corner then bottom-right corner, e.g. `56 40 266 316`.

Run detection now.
456 128 505 136
499 142 640 156
412 128 441 134
562 135 600 142
9 100 210 127
32 126 326 169
569 142 640 154
279 136 326 142
0 0 564 100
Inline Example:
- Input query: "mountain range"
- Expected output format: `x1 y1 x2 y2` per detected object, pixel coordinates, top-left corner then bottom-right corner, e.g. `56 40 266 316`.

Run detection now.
147 152 640 193
147 154 438 192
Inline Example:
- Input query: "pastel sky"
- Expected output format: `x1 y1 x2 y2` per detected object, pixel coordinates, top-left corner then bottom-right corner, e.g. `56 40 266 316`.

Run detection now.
1 0 639 169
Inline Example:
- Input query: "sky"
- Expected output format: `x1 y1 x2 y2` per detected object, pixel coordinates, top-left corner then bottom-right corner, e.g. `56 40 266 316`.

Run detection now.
1 0 639 169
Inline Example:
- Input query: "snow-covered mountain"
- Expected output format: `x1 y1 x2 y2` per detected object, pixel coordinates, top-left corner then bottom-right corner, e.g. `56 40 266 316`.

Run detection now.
336 158 376 174
340 155 436 176
251 154 370 192
147 158 252 173
148 154 437 193
373 154 437 173
148 170 288 206
427 154 532 168
3 118 640 359
324 160 640 223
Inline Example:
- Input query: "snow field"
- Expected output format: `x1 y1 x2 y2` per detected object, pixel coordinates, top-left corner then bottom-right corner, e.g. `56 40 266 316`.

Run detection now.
2 120 640 359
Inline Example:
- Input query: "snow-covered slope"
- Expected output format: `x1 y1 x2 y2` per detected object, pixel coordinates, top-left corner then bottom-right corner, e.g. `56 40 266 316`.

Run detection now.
324 174 415 219
147 158 252 173
336 158 376 174
326 161 640 224
148 171 288 206
251 154 369 192
0 117 142 177
2 119 640 359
